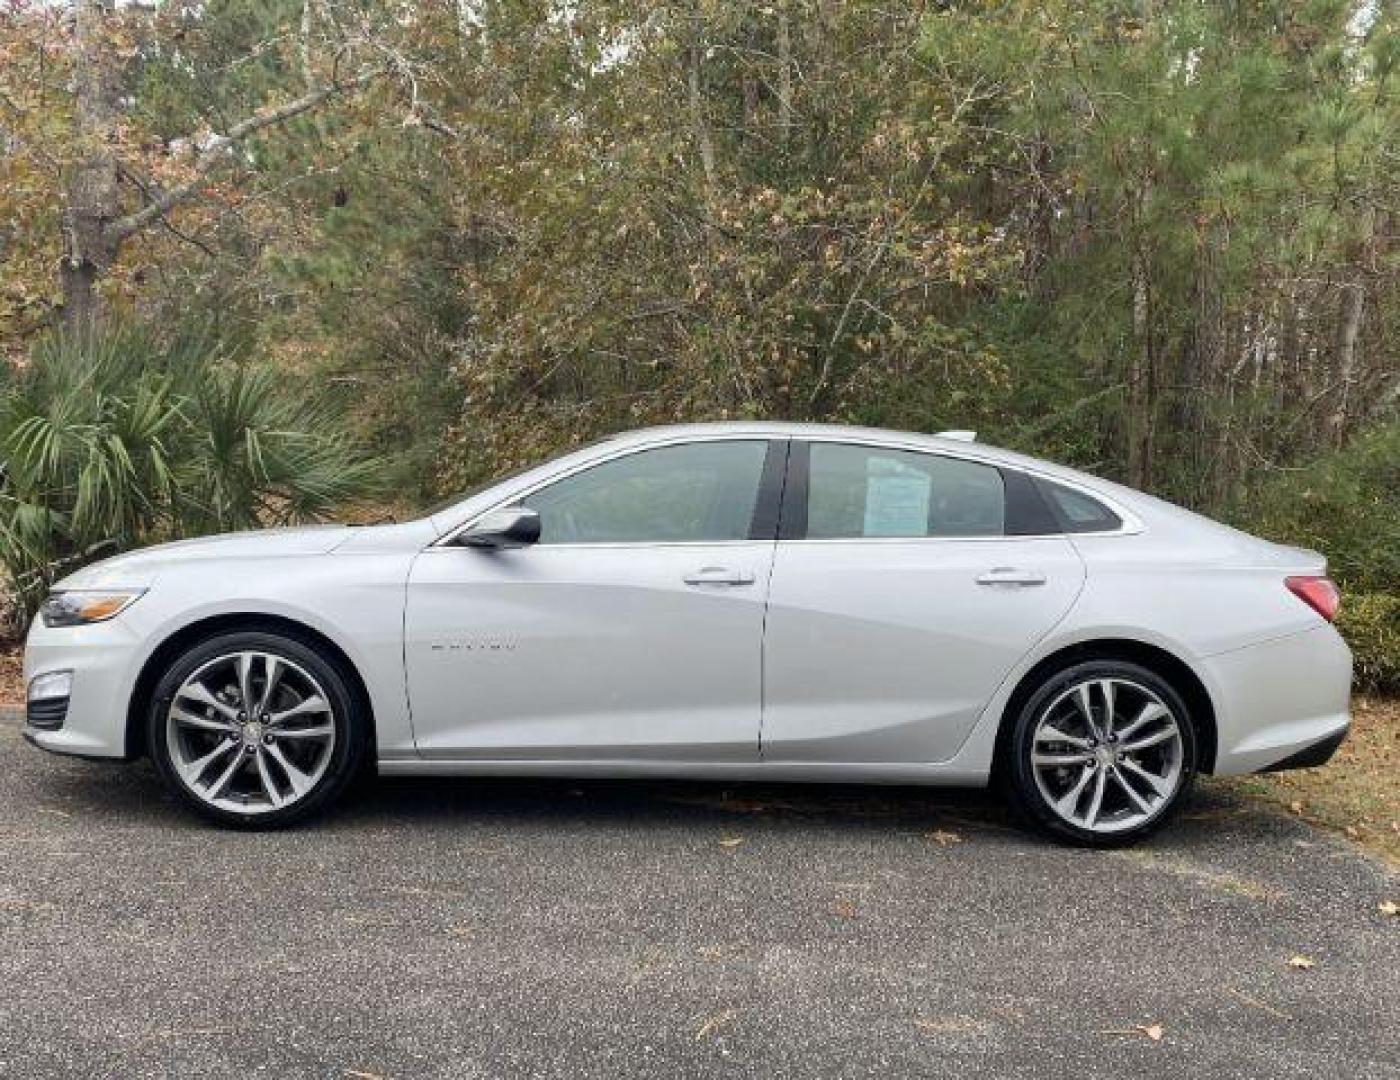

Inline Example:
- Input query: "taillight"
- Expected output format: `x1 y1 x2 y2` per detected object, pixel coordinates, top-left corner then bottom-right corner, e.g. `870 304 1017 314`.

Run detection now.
1285 576 1341 622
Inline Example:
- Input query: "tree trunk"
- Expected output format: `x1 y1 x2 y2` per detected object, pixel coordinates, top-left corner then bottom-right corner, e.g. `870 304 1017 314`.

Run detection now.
776 11 793 147
1329 202 1380 442
61 0 123 330
59 260 103 330
456 0 483 55
1024 137 1053 291
1329 279 1365 443
300 0 316 86
1126 249 1154 489
686 30 718 202
742 73 759 136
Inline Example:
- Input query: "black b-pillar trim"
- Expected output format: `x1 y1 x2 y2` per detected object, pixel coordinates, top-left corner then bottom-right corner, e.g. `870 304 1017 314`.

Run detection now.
776 438 810 541
749 439 791 541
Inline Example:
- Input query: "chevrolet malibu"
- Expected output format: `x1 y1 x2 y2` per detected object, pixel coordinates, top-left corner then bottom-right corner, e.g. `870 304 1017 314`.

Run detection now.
22 423 1351 843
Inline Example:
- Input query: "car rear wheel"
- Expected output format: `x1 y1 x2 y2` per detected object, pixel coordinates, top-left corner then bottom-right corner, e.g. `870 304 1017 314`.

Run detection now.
147 630 367 828
1004 660 1198 845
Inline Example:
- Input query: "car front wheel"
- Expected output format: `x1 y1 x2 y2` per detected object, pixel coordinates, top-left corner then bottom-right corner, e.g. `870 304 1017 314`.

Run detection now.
1005 661 1198 845
147 630 367 828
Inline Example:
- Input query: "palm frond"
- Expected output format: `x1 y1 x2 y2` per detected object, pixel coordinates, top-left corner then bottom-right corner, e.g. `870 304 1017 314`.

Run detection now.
1 324 378 626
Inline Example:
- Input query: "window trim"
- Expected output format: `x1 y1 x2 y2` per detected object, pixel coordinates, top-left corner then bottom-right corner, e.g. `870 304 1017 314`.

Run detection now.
433 435 789 550
779 436 1142 543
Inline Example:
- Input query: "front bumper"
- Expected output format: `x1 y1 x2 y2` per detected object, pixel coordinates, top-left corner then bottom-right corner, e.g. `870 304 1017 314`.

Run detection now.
21 615 145 760
1201 624 1352 776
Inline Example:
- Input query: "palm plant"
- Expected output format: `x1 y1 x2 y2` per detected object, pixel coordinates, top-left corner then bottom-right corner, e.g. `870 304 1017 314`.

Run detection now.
177 364 378 535
0 326 378 626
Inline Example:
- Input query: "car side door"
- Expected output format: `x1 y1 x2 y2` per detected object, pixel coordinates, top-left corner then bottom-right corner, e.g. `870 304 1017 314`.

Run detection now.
404 437 785 762
761 439 1086 763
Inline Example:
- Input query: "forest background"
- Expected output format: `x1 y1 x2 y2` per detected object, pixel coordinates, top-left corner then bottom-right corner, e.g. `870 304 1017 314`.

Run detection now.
0 1 1395 694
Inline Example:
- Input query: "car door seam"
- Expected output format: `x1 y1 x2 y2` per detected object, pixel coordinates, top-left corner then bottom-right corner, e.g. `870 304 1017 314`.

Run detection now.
400 546 427 759
758 440 792 761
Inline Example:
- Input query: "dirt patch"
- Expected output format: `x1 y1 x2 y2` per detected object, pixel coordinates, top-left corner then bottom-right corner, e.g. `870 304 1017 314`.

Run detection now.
0 643 20 707
1109 848 1283 902
1229 695 1400 869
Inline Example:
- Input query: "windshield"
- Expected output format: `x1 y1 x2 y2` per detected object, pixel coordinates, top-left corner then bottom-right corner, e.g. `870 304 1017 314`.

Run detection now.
415 436 618 519
416 463 537 519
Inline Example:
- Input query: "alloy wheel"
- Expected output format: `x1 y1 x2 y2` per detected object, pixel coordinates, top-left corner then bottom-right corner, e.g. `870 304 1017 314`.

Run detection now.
165 650 336 815
1029 676 1185 835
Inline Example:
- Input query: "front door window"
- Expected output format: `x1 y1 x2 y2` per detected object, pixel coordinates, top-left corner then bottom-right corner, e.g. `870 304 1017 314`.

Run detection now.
520 440 770 544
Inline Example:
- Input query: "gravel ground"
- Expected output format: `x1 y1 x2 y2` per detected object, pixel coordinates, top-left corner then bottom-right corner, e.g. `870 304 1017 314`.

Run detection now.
1 707 1396 1079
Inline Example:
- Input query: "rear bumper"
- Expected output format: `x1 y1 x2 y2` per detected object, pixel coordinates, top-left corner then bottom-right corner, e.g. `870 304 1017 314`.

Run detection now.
1257 725 1348 772
1200 624 1352 776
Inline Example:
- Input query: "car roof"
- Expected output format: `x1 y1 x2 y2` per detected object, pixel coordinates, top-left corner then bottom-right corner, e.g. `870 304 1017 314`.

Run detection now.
609 421 1070 476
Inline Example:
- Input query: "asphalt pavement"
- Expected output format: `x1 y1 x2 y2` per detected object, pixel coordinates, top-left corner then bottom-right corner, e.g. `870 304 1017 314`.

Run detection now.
1 708 1396 1079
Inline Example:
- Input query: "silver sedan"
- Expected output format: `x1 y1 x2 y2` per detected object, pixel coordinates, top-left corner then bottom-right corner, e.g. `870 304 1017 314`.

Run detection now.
22 423 1351 843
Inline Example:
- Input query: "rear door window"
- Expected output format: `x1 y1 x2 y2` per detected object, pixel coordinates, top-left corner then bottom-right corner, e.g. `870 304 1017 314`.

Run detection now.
805 444 1006 539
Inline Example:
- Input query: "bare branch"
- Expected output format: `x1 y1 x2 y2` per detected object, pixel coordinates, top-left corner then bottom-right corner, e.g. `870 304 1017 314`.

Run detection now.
809 81 989 406
104 66 387 244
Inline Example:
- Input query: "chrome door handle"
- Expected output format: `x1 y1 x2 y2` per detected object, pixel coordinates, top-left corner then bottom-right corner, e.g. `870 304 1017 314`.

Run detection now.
683 566 755 586
976 567 1047 588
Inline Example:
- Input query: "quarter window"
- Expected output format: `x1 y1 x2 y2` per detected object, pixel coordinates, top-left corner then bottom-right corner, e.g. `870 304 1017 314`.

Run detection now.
1037 479 1122 533
520 440 769 544
805 443 1006 539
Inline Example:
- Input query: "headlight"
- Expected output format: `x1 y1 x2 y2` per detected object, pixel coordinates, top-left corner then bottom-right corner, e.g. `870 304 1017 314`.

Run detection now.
39 589 146 627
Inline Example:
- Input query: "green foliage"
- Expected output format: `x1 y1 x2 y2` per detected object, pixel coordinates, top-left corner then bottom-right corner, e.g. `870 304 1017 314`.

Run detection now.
425 3 1024 489
1243 422 1400 595
1338 593 1400 695
1239 421 1400 691
180 363 379 534
916 0 1398 502
0 325 377 622
3 0 1396 605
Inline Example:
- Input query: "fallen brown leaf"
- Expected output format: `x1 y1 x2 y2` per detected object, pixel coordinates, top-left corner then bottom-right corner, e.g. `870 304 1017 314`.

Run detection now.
718 837 744 848
1223 988 1292 1020
925 829 964 846
1377 900 1398 917
1100 1023 1164 1043
694 1008 735 1041
914 1017 980 1035
830 900 860 919
1286 955 1316 970
1231 696 1399 869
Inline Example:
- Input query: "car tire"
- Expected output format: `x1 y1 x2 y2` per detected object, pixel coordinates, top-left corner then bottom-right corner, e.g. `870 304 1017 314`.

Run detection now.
147 629 368 828
1003 660 1198 846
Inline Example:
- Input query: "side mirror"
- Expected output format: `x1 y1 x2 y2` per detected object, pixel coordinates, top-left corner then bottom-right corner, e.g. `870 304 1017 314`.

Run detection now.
456 507 541 549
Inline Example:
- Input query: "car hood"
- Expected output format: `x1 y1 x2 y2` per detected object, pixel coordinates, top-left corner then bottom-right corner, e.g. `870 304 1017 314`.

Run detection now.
55 525 356 590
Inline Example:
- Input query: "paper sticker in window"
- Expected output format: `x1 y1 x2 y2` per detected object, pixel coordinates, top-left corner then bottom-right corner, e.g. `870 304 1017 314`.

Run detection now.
862 460 931 536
